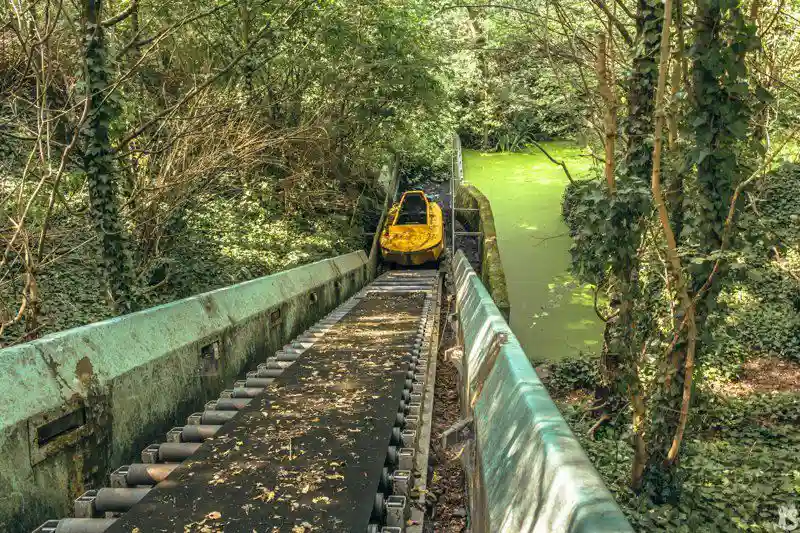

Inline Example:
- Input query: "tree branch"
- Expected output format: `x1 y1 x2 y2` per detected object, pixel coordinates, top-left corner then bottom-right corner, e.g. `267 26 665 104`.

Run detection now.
588 0 633 45
528 139 576 184
102 0 138 27
612 0 636 20
440 3 540 16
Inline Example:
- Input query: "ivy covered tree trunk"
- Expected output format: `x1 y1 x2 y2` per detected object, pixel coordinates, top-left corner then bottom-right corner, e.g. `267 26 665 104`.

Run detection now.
82 0 136 314
643 0 755 502
625 0 664 182
594 0 663 490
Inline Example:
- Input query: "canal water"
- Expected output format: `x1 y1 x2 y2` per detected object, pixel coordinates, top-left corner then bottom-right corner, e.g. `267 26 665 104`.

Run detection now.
462 143 603 362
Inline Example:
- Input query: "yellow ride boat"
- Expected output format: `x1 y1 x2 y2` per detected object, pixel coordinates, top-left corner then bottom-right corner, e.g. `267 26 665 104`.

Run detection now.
380 190 445 266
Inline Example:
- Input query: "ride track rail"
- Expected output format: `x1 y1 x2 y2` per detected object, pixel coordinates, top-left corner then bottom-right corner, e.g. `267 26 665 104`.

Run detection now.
33 269 443 533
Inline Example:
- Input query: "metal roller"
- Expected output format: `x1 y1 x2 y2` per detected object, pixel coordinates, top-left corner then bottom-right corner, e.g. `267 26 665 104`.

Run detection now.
385 446 398 467
390 427 402 446
252 368 284 378
75 488 151 517
125 463 179 485
158 442 202 461
244 377 274 388
263 360 292 369
181 425 222 442
200 410 237 425
371 492 385 521
378 466 392 495
95 487 150 513
213 398 252 411
34 518 117 533
230 387 264 398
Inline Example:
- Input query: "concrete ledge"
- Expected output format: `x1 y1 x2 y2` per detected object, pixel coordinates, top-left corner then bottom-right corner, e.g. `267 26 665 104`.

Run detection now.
455 183 511 321
452 250 632 533
0 251 369 532
368 153 400 278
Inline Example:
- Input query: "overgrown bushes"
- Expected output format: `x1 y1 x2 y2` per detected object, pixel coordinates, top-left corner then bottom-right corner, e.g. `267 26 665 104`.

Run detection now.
0 0 455 345
554 163 800 530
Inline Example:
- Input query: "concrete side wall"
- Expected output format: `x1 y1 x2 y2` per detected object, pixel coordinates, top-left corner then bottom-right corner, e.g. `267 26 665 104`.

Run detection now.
454 183 511 321
452 251 632 533
368 154 400 278
0 251 369 532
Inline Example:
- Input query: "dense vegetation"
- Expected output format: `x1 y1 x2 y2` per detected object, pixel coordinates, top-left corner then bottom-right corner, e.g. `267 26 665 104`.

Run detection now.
0 0 457 342
452 0 800 529
3 0 800 529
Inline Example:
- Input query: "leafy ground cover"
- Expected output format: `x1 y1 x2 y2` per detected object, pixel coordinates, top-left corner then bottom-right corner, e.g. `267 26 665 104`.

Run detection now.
0 191 363 342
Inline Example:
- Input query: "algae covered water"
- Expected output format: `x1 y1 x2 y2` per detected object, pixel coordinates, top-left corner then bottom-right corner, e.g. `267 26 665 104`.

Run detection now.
462 142 603 362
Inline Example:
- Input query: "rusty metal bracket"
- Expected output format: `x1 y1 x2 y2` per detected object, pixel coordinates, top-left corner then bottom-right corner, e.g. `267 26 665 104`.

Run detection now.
440 416 473 450
28 398 93 466
469 331 508 408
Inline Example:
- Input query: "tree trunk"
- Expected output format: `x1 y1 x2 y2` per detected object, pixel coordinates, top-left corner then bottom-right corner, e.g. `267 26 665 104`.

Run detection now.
625 0 664 184
596 32 617 193
594 0 663 448
82 0 136 314
645 0 753 500
466 7 491 150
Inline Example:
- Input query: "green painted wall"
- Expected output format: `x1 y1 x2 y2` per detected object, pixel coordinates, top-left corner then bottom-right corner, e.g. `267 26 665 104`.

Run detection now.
452 251 632 533
0 251 369 532
462 145 603 362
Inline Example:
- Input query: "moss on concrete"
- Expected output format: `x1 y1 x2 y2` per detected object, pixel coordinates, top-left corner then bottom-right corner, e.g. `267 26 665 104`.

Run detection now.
455 183 511 321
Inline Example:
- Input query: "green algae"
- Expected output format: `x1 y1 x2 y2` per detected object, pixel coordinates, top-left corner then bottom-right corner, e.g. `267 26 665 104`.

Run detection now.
462 142 603 362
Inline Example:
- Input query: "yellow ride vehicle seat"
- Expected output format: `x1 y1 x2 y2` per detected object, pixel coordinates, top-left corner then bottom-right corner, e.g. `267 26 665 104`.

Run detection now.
396 192 428 225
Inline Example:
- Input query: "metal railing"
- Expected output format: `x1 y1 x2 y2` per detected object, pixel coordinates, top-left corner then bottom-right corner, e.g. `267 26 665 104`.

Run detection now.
450 134 483 258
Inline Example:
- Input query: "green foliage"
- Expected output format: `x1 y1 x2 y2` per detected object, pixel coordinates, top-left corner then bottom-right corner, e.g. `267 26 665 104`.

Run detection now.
638 0 761 500
556 161 800 528
684 0 760 267
81 7 136 314
563 178 651 287
703 163 800 378
555 386 800 532
624 0 664 185
541 356 601 395
159 194 361 300
0 190 361 340
453 9 589 150
1 0 458 344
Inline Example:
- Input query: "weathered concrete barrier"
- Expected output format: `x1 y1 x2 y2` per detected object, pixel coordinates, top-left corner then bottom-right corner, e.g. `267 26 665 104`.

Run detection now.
368 153 400 278
452 250 632 533
0 251 369 532
454 183 511 321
